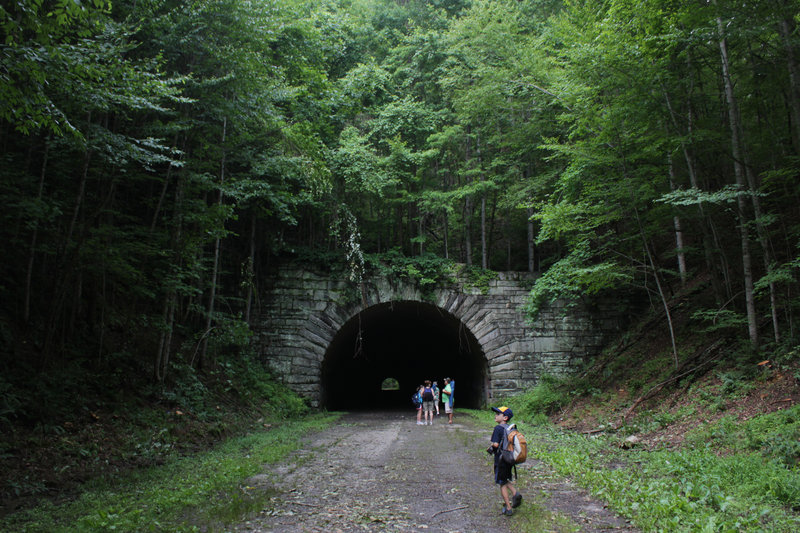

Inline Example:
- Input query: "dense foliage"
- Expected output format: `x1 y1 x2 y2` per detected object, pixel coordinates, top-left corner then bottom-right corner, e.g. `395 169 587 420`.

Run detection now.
2 0 800 426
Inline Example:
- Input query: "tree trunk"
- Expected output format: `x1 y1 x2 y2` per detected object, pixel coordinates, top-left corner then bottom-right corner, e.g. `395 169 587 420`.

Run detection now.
717 14 759 348
480 195 487 269
150 132 180 232
442 167 451 260
744 161 780 344
635 208 679 368
45 118 93 360
66 146 92 249
487 190 498 269
476 136 488 269
527 207 535 273
155 162 186 381
199 117 227 369
154 294 170 381
778 13 800 152
667 154 687 286
506 222 511 271
24 137 50 323
662 70 722 301
464 196 472 266
443 208 449 260
96 174 117 365
464 131 473 266
525 164 536 273
245 212 256 324
418 211 424 255
395 205 404 252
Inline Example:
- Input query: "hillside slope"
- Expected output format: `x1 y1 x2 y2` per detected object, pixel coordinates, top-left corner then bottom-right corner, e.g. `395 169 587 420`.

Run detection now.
551 278 799 452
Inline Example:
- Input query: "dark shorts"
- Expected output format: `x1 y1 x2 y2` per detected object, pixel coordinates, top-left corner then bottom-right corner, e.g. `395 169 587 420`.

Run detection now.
494 460 513 486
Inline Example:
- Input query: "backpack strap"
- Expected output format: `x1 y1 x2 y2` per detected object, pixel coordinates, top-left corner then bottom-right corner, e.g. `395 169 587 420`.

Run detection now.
503 424 515 451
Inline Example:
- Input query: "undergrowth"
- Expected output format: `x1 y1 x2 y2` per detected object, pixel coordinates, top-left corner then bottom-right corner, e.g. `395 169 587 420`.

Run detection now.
495 365 800 531
526 420 800 532
0 413 340 532
0 345 309 514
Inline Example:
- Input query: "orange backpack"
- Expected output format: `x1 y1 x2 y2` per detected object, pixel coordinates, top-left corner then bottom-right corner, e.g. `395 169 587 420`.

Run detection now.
503 424 528 464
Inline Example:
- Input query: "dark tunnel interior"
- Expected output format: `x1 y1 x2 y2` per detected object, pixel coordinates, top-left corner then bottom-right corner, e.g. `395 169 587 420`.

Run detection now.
320 301 488 410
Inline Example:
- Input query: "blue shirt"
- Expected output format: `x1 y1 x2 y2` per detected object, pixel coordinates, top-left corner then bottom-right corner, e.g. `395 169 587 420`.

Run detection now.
491 423 508 464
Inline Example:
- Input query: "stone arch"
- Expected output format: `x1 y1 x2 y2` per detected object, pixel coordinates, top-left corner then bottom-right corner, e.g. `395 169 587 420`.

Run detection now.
255 263 622 408
319 301 487 410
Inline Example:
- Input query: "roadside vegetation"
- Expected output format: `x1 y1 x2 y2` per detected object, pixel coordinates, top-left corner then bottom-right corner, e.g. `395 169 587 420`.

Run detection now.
497 321 800 531
1 413 339 532
521 407 800 532
0 344 334 532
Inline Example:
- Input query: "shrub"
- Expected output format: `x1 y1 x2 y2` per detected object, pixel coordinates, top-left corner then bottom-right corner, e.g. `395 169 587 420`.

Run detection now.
530 413 551 426
511 375 570 420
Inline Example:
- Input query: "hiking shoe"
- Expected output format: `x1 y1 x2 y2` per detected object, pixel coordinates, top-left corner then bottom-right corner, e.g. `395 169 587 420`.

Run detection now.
501 507 513 516
512 492 523 508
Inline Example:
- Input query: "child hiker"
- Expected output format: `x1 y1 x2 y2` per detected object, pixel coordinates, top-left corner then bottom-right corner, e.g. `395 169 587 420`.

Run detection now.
487 406 523 516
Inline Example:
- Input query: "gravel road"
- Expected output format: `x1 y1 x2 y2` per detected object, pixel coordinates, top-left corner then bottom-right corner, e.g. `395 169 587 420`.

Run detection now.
234 411 637 532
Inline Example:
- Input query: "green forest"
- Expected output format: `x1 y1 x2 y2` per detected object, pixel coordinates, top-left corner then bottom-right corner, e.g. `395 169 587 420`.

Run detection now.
2 0 800 528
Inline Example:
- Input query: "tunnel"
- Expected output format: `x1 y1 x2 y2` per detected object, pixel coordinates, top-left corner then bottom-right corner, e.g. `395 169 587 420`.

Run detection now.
320 300 488 411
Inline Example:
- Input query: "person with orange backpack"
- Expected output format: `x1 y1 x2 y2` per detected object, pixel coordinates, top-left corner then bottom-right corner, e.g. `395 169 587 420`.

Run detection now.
487 406 523 516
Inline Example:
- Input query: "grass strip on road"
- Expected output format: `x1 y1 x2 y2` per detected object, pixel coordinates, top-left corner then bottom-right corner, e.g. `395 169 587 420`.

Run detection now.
1 413 341 532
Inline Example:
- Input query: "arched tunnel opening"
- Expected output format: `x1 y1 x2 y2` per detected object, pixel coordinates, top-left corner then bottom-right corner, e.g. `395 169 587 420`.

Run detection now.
320 301 488 411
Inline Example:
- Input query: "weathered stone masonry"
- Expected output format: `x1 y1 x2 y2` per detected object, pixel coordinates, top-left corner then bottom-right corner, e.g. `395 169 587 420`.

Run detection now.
253 263 622 407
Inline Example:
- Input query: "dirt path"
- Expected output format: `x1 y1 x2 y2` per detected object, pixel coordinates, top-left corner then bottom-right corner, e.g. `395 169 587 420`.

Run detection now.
234 411 637 532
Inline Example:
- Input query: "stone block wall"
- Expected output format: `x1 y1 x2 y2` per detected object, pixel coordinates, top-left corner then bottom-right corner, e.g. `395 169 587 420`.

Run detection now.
252 264 623 406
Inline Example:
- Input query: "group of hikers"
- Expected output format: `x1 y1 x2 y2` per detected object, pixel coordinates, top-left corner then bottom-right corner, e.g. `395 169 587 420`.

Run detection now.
412 382 524 516
411 380 525 516
412 377 454 425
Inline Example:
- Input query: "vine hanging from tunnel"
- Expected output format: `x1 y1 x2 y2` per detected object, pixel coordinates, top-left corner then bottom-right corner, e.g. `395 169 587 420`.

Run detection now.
331 206 365 284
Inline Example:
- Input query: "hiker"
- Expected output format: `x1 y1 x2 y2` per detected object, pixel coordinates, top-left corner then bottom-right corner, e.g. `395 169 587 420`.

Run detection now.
413 385 424 425
432 381 440 415
421 380 436 425
487 406 523 516
442 377 454 424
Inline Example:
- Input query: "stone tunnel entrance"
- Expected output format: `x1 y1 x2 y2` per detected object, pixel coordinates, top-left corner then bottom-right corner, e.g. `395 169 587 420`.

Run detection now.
258 264 623 406
320 301 487 411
